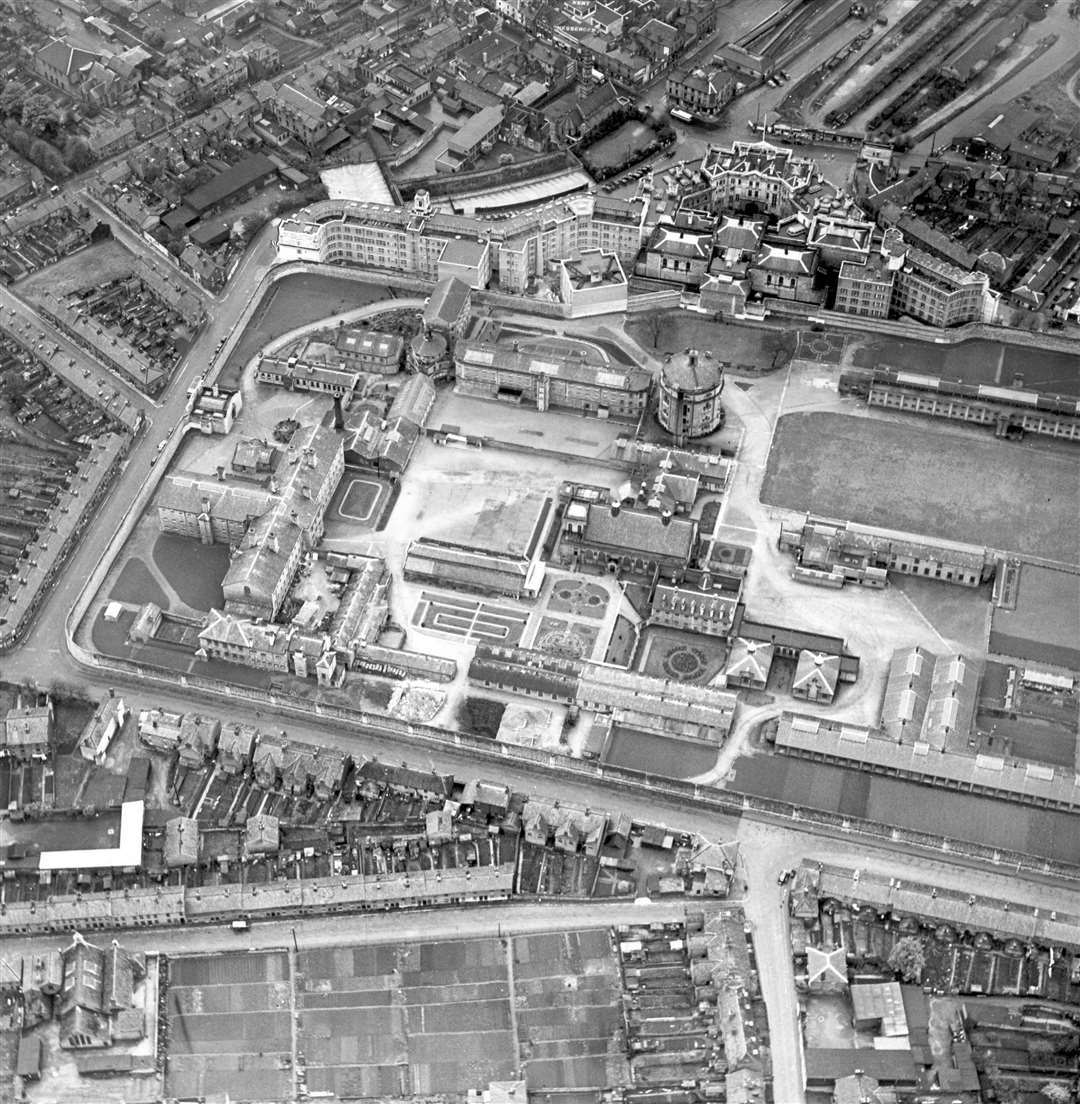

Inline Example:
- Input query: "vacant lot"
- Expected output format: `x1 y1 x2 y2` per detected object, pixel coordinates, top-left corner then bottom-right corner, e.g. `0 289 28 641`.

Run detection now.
990 563 1080 670
18 238 136 302
762 412 1080 565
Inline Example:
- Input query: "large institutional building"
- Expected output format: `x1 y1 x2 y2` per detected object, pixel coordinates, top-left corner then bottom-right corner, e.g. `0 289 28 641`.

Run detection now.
835 228 997 327
453 336 651 420
277 191 648 294
699 139 820 217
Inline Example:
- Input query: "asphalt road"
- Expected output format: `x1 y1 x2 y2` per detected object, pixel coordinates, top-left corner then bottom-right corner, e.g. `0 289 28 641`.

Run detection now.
1 148 1076 1104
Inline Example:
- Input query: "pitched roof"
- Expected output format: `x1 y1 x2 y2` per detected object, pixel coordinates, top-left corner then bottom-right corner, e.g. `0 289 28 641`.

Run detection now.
423 275 471 327
726 638 774 684
793 651 840 696
583 505 696 562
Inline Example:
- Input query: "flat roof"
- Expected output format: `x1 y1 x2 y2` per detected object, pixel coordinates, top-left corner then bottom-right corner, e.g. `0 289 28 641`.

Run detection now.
38 800 144 870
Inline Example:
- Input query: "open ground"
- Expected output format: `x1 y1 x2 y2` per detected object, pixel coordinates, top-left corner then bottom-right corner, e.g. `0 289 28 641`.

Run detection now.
165 929 624 1101
17 238 140 303
851 334 1080 396
761 412 1080 566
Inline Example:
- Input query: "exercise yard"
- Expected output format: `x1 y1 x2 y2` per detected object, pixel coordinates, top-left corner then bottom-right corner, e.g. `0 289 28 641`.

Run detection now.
761 412 1080 566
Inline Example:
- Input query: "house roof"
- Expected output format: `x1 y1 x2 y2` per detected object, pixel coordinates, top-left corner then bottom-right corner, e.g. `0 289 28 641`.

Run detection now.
185 154 277 214
648 221 712 259
726 638 774 684
755 243 816 274
793 651 840 695
806 945 847 988
36 38 100 79
715 215 764 252
3 702 52 748
164 816 200 866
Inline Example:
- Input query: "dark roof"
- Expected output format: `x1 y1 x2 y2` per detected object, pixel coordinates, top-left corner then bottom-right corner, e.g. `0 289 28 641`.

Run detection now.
804 1048 918 1086
357 760 454 797
423 276 471 327
185 153 276 213
582 505 696 562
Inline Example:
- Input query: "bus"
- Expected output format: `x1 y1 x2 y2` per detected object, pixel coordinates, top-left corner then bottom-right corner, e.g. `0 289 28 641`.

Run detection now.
670 107 695 124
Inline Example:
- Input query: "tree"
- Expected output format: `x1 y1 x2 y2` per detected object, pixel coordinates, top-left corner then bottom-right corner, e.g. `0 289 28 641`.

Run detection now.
6 125 30 157
63 137 94 172
641 311 672 350
145 28 165 49
1040 1084 1073 1103
887 936 925 983
0 80 25 119
21 92 59 138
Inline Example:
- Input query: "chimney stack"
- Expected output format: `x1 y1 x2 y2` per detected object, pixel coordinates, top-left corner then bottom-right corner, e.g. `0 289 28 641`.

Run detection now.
332 395 345 431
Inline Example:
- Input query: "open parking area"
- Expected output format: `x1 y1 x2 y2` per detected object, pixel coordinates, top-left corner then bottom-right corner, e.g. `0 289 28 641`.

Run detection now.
762 412 1080 566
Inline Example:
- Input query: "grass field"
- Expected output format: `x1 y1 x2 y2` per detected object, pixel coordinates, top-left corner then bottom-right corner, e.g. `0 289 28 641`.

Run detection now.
761 412 1080 565
583 120 655 169
219 273 390 388
852 334 1080 396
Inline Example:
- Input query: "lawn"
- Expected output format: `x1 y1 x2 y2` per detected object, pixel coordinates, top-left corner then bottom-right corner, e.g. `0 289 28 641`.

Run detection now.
626 313 797 369
219 273 391 387
109 556 169 608
152 533 229 612
582 119 655 170
761 412 1080 565
851 334 1080 396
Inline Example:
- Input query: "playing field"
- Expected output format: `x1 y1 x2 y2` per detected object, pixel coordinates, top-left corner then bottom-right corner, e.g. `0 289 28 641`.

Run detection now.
761 412 1080 566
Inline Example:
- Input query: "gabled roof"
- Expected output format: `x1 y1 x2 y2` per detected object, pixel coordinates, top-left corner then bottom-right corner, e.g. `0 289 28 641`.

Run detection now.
36 38 101 80
423 275 471 328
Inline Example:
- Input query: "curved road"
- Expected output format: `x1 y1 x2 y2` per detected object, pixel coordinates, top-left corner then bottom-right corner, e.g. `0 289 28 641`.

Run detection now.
5 234 1080 1101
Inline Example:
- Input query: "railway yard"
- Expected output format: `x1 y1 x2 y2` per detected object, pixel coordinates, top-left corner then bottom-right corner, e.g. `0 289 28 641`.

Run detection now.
758 0 1068 147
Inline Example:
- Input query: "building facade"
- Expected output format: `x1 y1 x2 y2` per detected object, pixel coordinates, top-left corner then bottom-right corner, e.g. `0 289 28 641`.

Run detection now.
276 192 646 295
657 350 725 443
454 337 650 420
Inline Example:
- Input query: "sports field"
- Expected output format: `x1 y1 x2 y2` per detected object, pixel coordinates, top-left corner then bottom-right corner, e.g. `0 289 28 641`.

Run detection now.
761 412 1080 566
